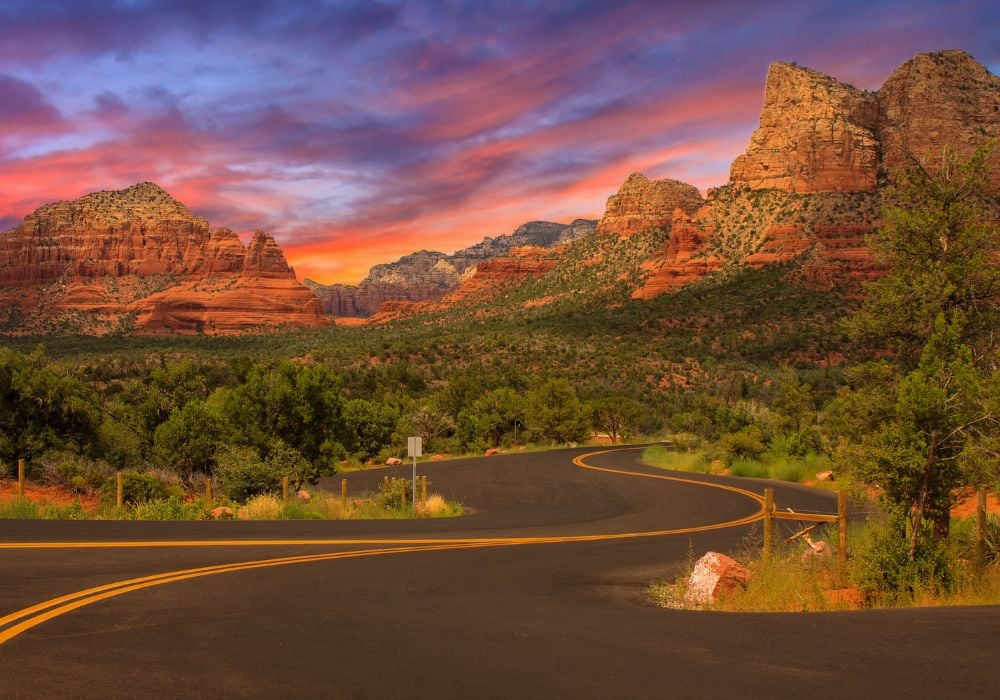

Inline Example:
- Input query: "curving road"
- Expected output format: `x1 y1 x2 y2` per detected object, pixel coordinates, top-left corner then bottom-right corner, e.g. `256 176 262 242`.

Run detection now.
0 447 996 698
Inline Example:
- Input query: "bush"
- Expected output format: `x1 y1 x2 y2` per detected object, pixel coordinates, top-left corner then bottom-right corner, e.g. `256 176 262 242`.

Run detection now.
128 496 206 521
768 429 820 457
100 470 170 507
375 476 413 510
851 512 955 605
721 426 766 460
37 452 115 493
215 445 284 503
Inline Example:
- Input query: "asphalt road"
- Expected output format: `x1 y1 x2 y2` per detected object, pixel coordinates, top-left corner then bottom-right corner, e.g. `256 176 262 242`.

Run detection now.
0 447 997 699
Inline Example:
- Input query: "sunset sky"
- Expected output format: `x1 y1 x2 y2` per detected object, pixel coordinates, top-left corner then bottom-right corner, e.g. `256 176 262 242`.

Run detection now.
0 1 996 284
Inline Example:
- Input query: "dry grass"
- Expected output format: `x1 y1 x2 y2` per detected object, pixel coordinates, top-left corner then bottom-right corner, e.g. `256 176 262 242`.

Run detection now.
234 490 463 520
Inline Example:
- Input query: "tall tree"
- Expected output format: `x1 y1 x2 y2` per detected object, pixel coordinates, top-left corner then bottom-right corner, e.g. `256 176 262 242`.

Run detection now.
832 145 998 557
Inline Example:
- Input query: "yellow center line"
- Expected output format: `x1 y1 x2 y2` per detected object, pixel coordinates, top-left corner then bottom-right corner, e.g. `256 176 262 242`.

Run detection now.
0 447 766 645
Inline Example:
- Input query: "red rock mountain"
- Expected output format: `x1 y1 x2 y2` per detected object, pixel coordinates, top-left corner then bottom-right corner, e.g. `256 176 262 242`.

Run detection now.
0 182 325 334
636 49 998 299
306 219 596 317
371 49 997 322
729 49 1000 193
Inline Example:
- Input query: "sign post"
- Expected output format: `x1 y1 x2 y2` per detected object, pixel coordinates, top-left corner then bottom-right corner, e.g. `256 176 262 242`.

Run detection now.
407 436 422 513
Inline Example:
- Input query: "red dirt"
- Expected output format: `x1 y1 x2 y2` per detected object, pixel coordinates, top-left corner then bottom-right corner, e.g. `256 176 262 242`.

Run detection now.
951 487 1000 519
0 479 101 512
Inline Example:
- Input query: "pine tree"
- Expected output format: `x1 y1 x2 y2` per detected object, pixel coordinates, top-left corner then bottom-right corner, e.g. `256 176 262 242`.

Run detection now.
833 144 998 558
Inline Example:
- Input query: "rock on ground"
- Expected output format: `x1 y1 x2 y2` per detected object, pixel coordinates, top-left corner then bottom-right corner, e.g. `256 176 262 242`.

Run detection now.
684 552 750 607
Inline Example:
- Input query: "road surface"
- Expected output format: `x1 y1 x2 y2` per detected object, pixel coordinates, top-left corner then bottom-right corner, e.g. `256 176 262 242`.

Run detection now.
0 447 996 698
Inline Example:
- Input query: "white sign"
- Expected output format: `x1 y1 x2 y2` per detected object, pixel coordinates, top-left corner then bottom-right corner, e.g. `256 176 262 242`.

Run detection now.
407 436 423 458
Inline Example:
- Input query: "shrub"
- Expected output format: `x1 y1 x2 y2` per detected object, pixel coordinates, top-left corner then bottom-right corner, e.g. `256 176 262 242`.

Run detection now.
375 476 413 510
128 496 206 521
36 452 114 493
851 512 955 605
215 445 284 503
239 494 281 519
721 426 766 460
100 470 170 507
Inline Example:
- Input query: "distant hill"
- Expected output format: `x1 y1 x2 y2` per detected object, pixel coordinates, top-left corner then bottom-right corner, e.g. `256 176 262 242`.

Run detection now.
304 219 597 317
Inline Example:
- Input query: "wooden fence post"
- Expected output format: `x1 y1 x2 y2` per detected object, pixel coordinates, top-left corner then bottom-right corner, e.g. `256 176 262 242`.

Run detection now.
838 490 848 581
341 478 347 509
17 458 25 499
116 473 124 509
763 488 774 561
976 486 987 575
421 475 427 510
205 478 212 504
282 476 289 502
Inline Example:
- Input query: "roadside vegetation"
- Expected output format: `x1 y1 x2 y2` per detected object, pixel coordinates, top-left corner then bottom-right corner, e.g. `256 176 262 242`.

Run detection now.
0 469 462 521
649 147 999 611
0 149 995 599
649 511 1000 611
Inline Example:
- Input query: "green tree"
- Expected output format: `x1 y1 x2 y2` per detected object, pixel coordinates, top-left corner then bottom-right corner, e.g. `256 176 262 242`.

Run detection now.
222 361 347 474
525 379 589 444
0 347 100 463
343 399 398 459
833 146 998 558
589 396 643 444
152 399 224 477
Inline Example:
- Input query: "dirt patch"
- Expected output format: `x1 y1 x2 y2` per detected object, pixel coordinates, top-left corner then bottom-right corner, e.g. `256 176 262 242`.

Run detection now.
952 486 1000 518
0 479 101 512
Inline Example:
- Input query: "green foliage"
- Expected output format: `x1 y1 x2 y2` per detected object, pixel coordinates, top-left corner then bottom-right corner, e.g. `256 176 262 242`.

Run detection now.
589 395 643 444
375 476 413 510
0 347 101 463
215 444 287 503
36 451 114 493
642 445 710 473
851 512 955 605
525 379 588 444
343 398 399 459
100 470 170 507
844 145 999 366
832 146 999 565
221 360 347 474
152 399 224 476
125 496 207 521
721 426 766 460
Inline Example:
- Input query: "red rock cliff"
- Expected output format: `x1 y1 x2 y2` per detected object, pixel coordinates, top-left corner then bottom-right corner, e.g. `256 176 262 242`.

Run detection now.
0 182 325 335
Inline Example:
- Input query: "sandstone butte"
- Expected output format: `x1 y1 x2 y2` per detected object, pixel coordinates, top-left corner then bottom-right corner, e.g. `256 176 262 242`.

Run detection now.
374 49 997 321
634 49 999 300
0 182 325 335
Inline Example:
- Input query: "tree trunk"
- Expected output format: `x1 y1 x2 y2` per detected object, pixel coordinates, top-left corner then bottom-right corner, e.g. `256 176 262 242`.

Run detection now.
909 437 937 560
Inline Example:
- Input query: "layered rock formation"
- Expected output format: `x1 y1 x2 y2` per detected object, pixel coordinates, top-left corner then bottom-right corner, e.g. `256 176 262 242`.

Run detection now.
308 219 596 317
636 49 997 300
878 50 1000 186
730 50 999 194
598 173 703 236
0 182 325 334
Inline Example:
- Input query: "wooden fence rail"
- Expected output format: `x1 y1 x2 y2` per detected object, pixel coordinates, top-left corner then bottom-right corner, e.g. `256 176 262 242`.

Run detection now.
763 487 848 580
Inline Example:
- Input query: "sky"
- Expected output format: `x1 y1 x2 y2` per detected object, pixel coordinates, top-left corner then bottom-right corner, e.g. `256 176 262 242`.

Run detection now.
0 0 997 284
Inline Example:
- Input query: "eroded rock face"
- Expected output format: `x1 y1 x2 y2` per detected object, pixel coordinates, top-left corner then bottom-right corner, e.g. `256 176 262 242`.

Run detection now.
729 62 880 193
0 182 324 335
598 173 703 237
878 50 1000 186
730 50 999 194
632 210 723 299
307 219 596 317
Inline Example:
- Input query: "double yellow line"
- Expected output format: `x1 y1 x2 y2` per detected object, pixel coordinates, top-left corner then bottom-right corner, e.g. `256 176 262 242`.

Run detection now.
0 447 765 646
